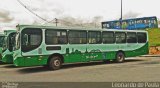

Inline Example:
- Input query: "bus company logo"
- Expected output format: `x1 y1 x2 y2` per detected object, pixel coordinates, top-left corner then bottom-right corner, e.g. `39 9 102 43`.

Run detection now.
1 82 19 88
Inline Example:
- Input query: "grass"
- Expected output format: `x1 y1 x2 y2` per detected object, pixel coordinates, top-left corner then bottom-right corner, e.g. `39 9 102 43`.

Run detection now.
147 28 160 46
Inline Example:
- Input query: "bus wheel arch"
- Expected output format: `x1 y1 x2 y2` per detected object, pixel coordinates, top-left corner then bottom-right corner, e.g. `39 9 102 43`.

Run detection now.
115 50 125 63
47 53 64 70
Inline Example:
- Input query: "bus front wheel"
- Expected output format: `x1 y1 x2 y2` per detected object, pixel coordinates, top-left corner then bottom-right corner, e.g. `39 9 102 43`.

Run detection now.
115 52 125 63
49 56 62 70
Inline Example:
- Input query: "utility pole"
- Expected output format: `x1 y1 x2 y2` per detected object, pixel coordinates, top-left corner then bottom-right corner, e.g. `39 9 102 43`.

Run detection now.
55 18 58 27
120 0 123 29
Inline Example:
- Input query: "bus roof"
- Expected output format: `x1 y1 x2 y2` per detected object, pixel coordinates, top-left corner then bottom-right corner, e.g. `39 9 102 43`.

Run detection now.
4 30 16 36
102 16 157 23
0 34 4 36
17 24 147 33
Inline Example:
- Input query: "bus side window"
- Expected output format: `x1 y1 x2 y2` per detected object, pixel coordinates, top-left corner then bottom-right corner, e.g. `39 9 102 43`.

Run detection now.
107 23 110 28
115 32 126 43
102 23 109 28
102 31 115 44
127 32 137 43
88 31 101 44
68 31 87 44
137 33 147 43
45 30 67 45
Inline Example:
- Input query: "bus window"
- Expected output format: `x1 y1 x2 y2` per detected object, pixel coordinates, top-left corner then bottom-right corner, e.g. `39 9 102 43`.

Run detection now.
122 21 128 29
151 20 154 23
110 22 115 28
102 23 107 28
8 33 16 51
115 32 126 43
21 28 42 52
88 31 101 44
136 19 142 24
116 22 120 26
154 20 157 24
127 32 137 43
144 20 148 24
0 36 4 47
69 31 87 44
107 23 110 28
45 30 67 45
137 33 147 43
102 32 115 44
129 21 132 25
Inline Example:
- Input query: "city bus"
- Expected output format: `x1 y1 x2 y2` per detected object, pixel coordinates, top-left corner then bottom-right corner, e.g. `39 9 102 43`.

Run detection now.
102 16 158 30
13 25 149 70
0 33 5 60
1 30 16 63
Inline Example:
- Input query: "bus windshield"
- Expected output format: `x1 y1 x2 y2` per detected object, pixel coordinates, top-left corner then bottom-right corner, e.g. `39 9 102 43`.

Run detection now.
15 32 20 50
0 36 4 47
10 33 16 51
2 37 7 52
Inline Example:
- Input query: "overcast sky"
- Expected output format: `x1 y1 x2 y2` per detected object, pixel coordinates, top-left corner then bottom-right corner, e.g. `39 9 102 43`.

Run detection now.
0 0 160 30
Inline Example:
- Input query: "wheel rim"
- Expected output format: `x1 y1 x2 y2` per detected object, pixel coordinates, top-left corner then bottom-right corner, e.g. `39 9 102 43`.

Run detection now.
118 54 124 61
54 59 60 67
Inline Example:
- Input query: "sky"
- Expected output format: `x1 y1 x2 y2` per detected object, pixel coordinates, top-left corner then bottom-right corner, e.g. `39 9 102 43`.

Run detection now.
0 0 160 30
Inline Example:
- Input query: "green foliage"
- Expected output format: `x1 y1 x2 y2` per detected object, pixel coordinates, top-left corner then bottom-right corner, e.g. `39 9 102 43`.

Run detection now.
147 28 160 46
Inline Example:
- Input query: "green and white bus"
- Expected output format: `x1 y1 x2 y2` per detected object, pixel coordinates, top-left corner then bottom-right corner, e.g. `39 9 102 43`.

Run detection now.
13 25 149 70
2 30 16 63
0 33 5 60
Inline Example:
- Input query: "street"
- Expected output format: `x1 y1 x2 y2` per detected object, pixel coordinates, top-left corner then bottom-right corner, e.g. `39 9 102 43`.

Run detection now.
0 55 160 82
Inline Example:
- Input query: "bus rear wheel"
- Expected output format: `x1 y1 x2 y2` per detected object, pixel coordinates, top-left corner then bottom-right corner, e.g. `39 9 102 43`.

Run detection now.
49 56 62 70
115 52 125 63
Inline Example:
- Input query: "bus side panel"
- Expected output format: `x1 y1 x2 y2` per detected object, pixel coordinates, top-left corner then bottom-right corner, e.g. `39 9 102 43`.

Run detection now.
2 54 13 63
24 56 48 66
105 51 116 60
63 44 88 63
125 42 149 57
14 56 48 67
64 53 87 63
14 57 25 66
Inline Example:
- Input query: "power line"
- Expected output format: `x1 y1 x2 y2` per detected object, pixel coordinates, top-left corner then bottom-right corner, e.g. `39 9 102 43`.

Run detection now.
17 0 51 23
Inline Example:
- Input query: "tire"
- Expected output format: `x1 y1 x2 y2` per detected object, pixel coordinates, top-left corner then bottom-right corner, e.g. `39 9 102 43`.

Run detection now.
49 56 62 70
115 52 125 63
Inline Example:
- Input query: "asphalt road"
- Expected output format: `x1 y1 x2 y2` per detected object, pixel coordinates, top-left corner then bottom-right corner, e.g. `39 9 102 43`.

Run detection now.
0 55 160 82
